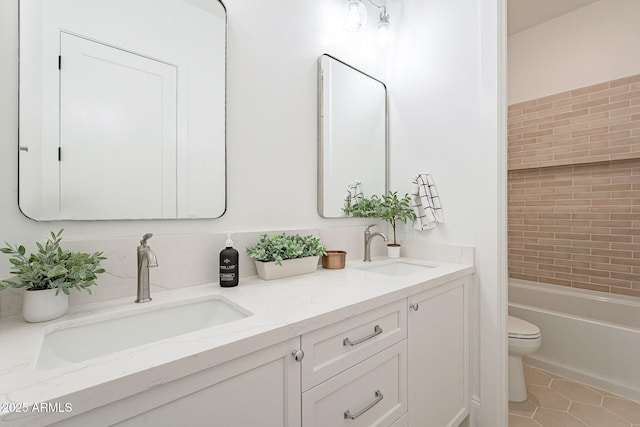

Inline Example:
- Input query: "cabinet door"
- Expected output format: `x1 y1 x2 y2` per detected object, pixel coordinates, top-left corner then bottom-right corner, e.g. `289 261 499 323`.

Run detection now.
408 279 469 427
52 338 301 427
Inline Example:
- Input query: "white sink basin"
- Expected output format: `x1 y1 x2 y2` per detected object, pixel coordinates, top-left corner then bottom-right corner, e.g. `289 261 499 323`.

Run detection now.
36 296 251 370
357 261 434 276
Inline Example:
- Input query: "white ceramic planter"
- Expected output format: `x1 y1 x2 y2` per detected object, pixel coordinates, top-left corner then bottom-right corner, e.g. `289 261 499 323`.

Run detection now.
387 244 401 259
255 256 320 281
22 288 68 323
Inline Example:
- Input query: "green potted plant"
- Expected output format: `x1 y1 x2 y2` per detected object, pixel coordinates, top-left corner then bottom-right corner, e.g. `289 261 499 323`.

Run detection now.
343 191 416 258
0 229 107 322
246 233 327 280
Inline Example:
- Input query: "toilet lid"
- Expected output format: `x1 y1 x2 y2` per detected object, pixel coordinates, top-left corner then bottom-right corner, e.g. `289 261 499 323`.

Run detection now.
508 316 541 339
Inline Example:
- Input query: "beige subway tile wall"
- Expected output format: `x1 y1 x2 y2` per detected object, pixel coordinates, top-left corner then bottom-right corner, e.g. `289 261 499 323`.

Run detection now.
507 74 640 297
508 74 640 170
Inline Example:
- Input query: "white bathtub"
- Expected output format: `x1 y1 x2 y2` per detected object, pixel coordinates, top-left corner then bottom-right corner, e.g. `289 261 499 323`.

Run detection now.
508 279 640 402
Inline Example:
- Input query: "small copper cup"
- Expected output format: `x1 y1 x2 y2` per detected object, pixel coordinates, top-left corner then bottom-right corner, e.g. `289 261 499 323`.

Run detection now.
322 250 346 269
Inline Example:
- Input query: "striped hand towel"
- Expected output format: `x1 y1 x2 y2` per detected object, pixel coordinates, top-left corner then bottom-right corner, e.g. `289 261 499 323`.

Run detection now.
410 173 443 230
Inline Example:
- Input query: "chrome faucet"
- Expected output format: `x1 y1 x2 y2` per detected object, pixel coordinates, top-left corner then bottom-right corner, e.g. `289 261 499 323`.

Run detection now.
136 233 158 303
364 224 388 262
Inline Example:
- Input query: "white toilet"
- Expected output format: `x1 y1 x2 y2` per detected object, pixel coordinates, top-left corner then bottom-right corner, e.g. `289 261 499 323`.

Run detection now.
508 315 542 402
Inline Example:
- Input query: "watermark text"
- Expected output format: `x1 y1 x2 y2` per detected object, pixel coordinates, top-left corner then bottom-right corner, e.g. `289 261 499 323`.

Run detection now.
1 402 72 413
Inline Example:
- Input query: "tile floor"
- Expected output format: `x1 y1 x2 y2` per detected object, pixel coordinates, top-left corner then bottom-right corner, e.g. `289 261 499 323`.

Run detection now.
509 365 640 427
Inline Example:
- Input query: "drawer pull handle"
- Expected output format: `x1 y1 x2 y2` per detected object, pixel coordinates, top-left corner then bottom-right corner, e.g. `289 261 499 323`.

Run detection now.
343 325 383 347
344 389 384 420
410 303 419 311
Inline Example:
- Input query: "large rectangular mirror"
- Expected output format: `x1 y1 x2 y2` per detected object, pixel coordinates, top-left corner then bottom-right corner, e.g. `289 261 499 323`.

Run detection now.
317 54 388 218
19 0 226 220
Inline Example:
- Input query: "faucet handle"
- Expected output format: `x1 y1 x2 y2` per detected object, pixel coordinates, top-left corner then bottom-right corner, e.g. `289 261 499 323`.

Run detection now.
140 233 153 246
365 224 377 232
145 248 159 268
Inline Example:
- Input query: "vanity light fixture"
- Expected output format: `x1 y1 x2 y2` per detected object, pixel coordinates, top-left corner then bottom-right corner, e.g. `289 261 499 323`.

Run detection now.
343 0 368 31
342 0 391 39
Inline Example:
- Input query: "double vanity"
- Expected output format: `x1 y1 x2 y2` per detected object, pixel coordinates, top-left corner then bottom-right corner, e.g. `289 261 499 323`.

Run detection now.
0 256 473 427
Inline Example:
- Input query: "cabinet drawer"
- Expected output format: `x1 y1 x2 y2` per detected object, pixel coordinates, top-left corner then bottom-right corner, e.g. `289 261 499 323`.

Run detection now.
302 299 407 390
302 340 407 427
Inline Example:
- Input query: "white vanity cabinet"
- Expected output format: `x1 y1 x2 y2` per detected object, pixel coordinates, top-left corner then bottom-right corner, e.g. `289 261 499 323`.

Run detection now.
53 337 302 427
301 300 408 426
297 277 469 427
26 271 472 427
408 278 469 427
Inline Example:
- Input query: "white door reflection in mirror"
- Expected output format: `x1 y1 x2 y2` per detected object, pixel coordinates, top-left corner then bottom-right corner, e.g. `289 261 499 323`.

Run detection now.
60 33 177 219
18 0 226 220
318 54 387 218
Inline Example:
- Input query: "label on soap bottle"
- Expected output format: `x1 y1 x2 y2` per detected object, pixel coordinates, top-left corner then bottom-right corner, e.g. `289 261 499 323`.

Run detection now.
220 260 236 281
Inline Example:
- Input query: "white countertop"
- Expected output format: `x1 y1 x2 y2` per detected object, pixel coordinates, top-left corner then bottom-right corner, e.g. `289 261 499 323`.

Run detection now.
0 256 473 426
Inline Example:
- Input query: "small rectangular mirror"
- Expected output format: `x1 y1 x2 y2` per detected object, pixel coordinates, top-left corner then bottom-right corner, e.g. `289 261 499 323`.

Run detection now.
317 54 388 218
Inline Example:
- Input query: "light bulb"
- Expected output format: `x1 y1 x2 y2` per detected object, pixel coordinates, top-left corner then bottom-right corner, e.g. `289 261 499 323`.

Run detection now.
377 10 390 47
343 0 367 32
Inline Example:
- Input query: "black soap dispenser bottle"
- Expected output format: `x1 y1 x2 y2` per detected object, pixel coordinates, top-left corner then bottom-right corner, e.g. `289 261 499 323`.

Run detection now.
219 232 239 287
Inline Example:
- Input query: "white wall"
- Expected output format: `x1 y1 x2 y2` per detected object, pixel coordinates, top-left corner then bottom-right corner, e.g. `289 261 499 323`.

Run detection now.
389 0 506 425
508 0 640 104
0 0 506 425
